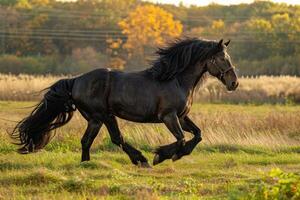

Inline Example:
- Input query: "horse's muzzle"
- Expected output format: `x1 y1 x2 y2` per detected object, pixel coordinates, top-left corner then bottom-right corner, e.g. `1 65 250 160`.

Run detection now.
227 81 239 91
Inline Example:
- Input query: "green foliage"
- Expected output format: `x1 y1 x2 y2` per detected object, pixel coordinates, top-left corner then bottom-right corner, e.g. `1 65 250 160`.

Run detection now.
0 1 300 75
237 55 300 76
232 168 300 200
0 0 17 6
256 168 300 200
0 52 110 75
0 55 52 74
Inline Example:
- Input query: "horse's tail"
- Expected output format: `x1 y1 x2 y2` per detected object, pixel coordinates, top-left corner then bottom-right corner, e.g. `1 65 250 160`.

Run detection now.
11 78 76 153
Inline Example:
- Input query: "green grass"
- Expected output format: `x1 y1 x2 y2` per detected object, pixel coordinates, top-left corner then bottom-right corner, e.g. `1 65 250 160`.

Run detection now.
0 101 300 199
0 151 300 199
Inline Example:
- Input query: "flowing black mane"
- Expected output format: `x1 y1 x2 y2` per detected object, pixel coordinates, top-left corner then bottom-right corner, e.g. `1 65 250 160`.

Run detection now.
147 38 223 81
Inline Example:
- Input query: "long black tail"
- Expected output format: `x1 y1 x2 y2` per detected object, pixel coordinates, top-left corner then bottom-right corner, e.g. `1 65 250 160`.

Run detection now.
11 78 76 153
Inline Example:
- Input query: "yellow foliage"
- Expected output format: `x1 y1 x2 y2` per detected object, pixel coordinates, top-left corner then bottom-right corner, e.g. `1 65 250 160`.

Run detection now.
16 0 50 9
16 0 32 9
119 5 183 54
108 57 126 70
211 19 225 30
247 18 273 32
29 14 49 28
31 0 50 6
271 13 291 32
106 38 123 57
272 13 290 25
109 39 123 50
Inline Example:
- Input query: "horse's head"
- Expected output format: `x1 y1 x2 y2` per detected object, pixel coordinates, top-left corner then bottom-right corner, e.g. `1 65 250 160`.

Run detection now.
206 39 239 91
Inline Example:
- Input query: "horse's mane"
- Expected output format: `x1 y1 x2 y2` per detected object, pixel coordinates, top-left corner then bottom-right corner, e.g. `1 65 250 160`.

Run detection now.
147 38 223 81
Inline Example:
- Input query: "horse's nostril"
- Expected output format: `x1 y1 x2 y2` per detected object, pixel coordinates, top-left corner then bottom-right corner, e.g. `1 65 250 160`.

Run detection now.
232 82 236 87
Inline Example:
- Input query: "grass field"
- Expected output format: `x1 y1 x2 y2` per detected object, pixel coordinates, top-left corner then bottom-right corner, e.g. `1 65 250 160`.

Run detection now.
0 101 300 199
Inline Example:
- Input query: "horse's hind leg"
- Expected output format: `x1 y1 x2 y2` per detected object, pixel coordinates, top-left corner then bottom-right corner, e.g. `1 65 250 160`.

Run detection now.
81 119 102 162
104 115 151 168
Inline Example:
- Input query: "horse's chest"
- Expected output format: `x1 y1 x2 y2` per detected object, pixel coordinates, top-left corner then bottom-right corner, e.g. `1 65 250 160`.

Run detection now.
178 96 192 117
160 91 193 117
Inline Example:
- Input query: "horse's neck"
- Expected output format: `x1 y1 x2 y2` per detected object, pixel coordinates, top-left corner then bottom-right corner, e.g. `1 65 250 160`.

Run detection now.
178 62 207 91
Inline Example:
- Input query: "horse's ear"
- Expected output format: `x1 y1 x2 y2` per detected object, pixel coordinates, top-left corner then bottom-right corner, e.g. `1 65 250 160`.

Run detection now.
224 40 231 46
218 39 223 47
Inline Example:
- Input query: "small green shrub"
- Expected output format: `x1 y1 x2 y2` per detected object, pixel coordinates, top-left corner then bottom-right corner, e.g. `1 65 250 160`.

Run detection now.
254 168 300 200
231 168 300 200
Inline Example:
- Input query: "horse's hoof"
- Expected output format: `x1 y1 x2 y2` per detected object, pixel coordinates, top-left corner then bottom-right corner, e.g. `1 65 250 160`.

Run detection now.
81 156 91 162
140 162 152 168
172 154 180 161
28 139 35 153
17 147 29 154
153 154 160 165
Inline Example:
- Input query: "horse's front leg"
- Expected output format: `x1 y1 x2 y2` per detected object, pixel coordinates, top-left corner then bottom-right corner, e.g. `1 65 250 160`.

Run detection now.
153 112 186 165
172 116 202 161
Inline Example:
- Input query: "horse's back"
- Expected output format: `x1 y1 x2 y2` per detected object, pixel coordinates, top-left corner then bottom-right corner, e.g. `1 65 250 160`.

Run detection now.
72 68 112 114
71 68 186 123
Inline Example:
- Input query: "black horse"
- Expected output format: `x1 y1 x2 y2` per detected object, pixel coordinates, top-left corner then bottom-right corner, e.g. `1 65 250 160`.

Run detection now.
11 38 239 167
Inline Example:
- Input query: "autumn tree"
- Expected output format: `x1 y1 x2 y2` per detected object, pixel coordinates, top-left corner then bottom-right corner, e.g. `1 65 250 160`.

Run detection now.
118 5 183 57
271 13 295 56
237 18 274 60
106 38 126 70
211 20 225 35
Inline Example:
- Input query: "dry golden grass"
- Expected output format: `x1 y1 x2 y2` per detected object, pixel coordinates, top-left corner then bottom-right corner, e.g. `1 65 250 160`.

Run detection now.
1 102 300 150
0 74 299 103
197 75 300 103
0 74 61 101
0 74 299 149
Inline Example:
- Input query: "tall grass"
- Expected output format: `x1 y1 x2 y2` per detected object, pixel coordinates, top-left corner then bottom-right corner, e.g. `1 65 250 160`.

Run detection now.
0 74 299 152
0 74 60 101
196 75 300 104
1 102 300 152
0 74 299 103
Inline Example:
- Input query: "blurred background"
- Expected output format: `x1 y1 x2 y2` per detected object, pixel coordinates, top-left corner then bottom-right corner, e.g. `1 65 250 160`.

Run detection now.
0 0 299 103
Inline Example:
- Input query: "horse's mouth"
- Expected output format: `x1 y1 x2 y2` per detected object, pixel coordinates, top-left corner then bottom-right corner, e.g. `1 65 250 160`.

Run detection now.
227 81 239 91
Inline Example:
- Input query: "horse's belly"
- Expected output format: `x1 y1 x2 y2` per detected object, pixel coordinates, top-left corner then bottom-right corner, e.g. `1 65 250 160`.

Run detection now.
112 106 160 123
109 81 160 122
115 112 161 123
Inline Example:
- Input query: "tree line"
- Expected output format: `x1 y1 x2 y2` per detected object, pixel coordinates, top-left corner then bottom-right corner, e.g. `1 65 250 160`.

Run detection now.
0 0 299 76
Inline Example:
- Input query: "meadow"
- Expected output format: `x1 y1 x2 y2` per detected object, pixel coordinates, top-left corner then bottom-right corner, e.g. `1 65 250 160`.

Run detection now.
0 75 300 199
0 99 300 199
